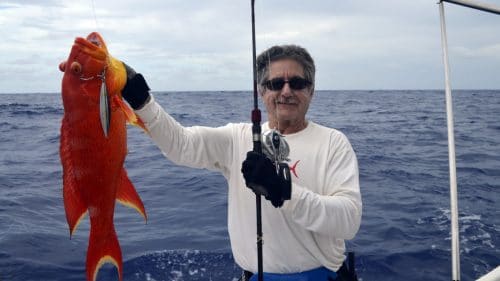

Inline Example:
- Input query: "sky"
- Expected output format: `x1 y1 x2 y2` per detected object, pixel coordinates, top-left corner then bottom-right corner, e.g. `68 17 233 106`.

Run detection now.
1 0 500 93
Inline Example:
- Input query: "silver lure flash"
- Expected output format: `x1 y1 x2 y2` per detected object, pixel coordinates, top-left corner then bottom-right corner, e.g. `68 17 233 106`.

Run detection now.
99 70 110 138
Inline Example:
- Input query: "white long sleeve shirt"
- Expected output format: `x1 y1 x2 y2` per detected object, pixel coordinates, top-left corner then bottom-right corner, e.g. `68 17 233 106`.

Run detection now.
135 96 362 274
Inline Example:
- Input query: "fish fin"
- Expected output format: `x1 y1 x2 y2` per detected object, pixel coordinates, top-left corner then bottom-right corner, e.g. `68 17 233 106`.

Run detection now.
113 95 148 133
60 119 88 237
116 169 147 222
87 224 123 281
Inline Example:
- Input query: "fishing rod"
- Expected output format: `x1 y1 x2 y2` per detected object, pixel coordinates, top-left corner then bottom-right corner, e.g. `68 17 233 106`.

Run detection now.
250 0 264 280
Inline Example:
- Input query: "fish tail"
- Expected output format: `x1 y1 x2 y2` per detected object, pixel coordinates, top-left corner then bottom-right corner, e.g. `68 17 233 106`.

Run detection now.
86 223 123 281
116 168 147 222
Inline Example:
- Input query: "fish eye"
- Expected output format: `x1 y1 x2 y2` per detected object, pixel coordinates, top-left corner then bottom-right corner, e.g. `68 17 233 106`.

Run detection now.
70 61 82 74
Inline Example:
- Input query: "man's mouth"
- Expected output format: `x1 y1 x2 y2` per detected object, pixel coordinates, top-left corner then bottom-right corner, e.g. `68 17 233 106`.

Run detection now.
277 101 297 106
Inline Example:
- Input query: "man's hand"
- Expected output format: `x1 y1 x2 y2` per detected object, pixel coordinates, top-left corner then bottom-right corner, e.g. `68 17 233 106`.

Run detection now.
121 62 151 110
241 151 291 208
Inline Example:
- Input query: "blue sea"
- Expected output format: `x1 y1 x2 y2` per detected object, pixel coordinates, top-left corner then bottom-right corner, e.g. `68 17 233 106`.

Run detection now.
0 90 498 281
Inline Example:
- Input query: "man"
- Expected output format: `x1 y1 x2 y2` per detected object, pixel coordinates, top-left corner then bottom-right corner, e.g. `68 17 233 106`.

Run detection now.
122 45 362 281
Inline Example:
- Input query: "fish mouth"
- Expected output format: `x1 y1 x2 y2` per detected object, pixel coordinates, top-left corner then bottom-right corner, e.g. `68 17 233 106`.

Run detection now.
87 32 103 47
74 32 107 60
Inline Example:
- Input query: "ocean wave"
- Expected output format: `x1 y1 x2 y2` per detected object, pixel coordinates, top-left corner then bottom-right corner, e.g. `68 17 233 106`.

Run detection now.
1 90 499 281
0 103 62 116
120 250 240 281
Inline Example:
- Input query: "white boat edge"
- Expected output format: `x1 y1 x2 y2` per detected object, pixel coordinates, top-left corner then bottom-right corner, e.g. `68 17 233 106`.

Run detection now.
476 266 500 281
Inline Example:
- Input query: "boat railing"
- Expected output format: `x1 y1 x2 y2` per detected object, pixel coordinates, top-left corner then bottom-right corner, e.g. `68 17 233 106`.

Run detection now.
437 1 500 280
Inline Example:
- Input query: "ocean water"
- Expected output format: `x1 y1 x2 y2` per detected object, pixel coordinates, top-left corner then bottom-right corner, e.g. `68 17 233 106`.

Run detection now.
0 90 498 281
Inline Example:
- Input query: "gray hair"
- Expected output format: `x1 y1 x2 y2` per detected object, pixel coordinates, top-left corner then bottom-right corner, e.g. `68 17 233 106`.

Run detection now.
256 45 315 94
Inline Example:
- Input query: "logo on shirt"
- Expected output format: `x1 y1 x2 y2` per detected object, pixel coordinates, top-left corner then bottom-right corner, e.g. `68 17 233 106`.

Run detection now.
289 160 300 178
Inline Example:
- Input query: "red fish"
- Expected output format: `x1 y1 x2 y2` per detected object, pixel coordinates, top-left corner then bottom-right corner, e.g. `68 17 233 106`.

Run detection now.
59 32 147 281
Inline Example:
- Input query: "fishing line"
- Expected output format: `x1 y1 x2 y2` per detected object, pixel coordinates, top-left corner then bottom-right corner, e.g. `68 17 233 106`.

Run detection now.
257 0 280 133
90 0 99 30
268 53 282 132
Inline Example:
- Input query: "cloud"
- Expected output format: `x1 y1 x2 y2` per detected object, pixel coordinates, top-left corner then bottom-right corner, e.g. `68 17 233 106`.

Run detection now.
453 43 500 58
1 0 500 93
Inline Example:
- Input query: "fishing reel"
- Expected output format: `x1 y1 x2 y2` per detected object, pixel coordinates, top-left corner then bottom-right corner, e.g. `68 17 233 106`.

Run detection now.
262 129 290 163
262 129 292 201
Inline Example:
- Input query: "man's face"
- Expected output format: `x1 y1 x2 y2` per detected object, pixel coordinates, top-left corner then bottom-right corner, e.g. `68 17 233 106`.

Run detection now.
261 59 313 128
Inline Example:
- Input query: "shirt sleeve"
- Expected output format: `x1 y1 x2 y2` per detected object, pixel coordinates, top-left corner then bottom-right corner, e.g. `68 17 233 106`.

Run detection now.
134 95 234 176
283 132 362 239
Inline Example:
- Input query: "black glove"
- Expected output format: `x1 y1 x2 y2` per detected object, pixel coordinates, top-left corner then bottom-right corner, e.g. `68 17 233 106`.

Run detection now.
241 151 291 208
121 62 151 110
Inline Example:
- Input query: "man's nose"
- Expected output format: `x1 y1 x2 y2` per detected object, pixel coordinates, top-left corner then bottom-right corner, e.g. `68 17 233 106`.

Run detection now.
280 82 293 97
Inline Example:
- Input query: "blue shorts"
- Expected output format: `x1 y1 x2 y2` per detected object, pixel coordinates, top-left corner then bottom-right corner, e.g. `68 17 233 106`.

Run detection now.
248 267 337 281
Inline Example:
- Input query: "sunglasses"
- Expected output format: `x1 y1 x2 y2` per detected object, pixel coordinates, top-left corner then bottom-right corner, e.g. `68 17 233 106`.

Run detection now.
263 76 311 91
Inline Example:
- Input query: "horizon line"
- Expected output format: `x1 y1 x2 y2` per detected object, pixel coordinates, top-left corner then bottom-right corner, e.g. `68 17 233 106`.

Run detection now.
1 88 500 94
